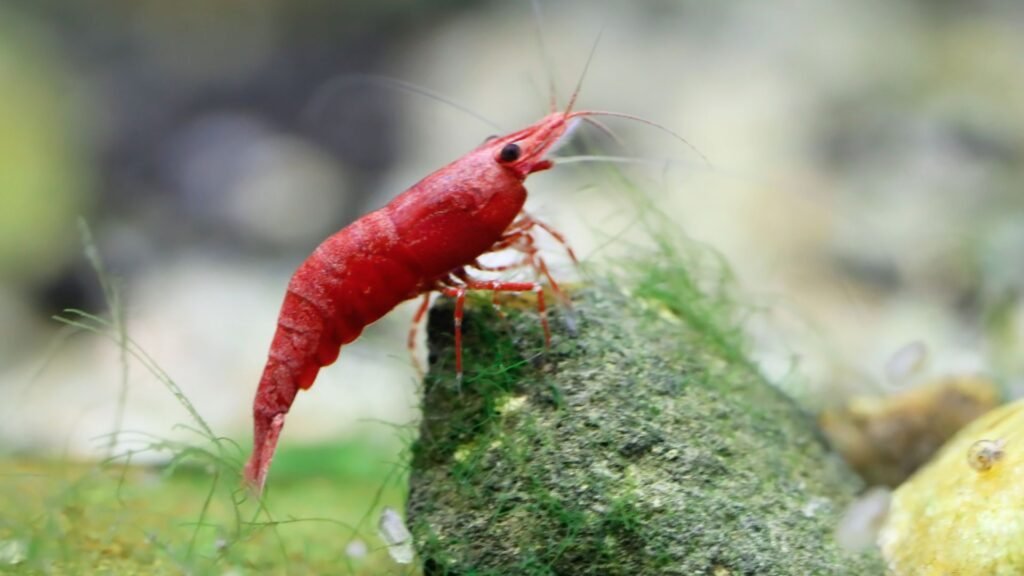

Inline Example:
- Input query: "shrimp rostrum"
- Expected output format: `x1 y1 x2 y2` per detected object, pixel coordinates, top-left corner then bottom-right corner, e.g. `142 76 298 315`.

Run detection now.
244 101 626 494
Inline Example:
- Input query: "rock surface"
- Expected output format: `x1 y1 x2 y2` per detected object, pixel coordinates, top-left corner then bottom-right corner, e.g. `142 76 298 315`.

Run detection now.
880 398 1024 575
407 279 883 575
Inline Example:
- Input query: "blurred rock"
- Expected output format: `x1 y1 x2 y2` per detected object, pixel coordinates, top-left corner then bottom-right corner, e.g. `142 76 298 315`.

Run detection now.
0 255 419 458
820 375 1000 486
880 398 1024 575
169 113 351 248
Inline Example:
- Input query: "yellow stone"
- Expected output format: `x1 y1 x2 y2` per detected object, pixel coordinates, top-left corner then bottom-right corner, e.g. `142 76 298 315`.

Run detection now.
879 399 1024 574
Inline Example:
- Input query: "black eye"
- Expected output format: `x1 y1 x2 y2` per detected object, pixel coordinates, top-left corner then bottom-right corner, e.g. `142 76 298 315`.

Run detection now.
499 143 521 163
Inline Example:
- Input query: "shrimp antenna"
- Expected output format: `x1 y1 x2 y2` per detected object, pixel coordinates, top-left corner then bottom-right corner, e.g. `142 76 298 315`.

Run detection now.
564 25 605 117
304 73 502 131
579 116 627 149
575 110 712 168
530 0 559 112
554 154 672 167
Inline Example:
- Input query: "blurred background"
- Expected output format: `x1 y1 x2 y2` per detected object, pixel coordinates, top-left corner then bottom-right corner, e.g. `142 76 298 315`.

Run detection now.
2 0 1023 459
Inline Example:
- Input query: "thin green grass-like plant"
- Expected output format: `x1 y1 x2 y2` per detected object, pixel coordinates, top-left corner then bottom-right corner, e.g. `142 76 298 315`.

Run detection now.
559 124 754 374
0 220 412 574
51 222 273 569
76 218 130 458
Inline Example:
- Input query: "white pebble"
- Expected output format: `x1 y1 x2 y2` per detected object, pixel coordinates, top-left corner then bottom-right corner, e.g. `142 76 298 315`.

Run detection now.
378 507 414 564
0 539 27 566
885 341 928 387
345 538 368 559
836 487 891 552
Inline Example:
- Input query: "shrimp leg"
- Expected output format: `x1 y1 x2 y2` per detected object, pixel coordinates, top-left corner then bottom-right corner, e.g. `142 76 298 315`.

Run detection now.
407 294 432 378
441 279 549 386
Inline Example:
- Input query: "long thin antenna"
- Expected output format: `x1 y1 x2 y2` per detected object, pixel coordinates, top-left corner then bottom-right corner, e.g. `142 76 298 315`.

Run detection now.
553 154 672 167
303 73 502 131
530 0 559 112
579 116 626 149
564 26 605 116
574 110 712 167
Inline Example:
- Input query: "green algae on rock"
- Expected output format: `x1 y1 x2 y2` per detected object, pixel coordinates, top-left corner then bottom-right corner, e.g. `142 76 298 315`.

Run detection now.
407 277 882 575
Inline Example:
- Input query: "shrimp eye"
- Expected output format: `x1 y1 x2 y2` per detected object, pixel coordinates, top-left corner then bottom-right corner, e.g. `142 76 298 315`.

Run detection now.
499 143 522 163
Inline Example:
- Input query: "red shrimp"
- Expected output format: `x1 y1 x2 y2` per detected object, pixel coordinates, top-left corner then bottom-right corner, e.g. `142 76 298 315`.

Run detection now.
242 98 617 493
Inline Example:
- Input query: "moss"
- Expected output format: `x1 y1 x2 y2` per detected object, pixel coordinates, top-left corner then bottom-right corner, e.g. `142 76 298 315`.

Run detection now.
407 267 883 575
0 440 408 575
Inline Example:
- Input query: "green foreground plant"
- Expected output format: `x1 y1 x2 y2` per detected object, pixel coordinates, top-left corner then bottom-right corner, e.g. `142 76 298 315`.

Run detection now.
0 220 412 575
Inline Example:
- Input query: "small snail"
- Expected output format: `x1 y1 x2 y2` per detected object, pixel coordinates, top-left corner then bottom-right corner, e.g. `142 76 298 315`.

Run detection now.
966 439 1006 472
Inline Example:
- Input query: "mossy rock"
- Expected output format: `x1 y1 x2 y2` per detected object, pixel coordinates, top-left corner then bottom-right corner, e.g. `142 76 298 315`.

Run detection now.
406 276 882 575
